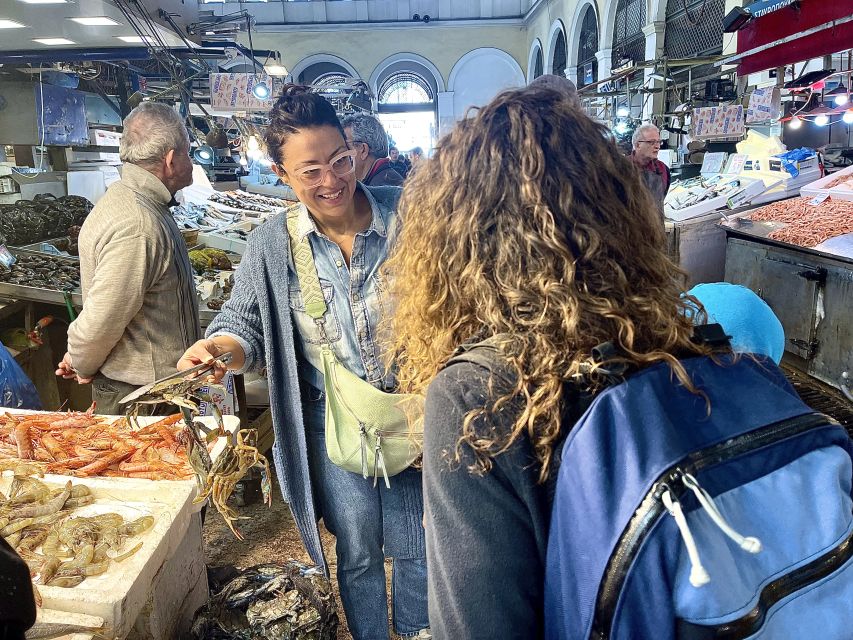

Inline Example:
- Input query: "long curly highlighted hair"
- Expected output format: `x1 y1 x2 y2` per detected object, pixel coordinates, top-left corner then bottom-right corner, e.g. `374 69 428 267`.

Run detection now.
385 87 707 481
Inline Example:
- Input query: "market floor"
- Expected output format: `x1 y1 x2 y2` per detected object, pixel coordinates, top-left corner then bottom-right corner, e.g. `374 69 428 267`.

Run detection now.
201 472 399 639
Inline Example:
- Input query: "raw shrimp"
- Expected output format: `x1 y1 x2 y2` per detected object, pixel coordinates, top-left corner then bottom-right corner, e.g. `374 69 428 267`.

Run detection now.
13 423 32 459
15 482 71 519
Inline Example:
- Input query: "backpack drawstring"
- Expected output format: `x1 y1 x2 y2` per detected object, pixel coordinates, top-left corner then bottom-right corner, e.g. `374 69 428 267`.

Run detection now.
662 489 711 587
682 473 763 554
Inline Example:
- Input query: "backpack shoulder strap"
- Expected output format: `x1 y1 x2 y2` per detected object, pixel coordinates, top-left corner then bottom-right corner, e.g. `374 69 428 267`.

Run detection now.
443 333 515 384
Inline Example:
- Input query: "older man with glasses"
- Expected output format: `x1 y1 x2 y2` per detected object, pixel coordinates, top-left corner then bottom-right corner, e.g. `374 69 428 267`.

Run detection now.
341 113 404 187
55 102 200 414
630 123 670 219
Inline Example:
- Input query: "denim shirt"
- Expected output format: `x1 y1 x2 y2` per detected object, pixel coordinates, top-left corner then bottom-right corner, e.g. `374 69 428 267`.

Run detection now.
289 184 398 391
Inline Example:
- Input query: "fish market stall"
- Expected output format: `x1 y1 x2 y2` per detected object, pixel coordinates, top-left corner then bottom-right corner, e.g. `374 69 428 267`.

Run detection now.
722 197 853 395
663 135 825 286
0 409 246 639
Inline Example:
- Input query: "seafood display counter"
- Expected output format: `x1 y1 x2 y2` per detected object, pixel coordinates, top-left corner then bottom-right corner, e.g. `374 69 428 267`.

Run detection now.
722 198 853 394
0 249 82 307
1 410 242 639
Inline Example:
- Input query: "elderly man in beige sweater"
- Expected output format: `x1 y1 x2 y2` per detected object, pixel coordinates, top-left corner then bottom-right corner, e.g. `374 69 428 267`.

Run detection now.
55 102 201 415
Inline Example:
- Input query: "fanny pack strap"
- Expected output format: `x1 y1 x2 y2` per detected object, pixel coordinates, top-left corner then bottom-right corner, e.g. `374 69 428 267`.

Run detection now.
285 207 332 344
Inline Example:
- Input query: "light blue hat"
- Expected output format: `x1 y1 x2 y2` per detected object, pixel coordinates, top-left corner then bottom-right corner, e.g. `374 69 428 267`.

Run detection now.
686 282 786 364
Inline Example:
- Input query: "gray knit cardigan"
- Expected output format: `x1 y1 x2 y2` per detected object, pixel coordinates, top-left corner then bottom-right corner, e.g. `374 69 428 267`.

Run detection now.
206 184 402 572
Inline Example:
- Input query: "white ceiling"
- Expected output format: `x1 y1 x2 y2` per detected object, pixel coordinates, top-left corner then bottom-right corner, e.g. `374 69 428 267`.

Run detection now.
0 0 187 51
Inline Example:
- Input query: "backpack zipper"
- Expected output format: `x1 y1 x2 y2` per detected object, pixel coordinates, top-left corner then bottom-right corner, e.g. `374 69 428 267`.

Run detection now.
590 411 831 639
676 526 853 638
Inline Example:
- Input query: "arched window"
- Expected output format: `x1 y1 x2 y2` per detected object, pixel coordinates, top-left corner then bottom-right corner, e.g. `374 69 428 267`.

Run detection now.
664 0 725 85
552 30 568 77
577 6 599 87
312 73 351 90
534 47 544 78
378 72 434 105
611 0 646 68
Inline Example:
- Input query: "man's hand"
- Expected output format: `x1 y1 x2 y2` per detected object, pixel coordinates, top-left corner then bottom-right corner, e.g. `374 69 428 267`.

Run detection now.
55 352 93 384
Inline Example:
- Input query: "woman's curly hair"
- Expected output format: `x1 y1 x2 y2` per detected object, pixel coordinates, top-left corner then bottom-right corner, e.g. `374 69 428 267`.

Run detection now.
385 87 707 482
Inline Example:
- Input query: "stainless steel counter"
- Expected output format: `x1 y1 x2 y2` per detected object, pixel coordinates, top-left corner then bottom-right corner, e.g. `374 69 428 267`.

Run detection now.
723 220 853 394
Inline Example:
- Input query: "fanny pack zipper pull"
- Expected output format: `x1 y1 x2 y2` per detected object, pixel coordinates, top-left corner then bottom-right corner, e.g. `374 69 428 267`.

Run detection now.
373 432 391 489
681 473 763 554
359 423 369 479
662 488 710 587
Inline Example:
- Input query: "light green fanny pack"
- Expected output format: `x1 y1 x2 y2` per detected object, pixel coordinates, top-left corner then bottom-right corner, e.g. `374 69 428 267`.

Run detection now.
286 209 421 487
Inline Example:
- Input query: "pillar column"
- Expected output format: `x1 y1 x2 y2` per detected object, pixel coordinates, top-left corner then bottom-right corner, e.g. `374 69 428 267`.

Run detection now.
436 91 456 137
595 48 613 85
566 65 579 86
642 21 666 121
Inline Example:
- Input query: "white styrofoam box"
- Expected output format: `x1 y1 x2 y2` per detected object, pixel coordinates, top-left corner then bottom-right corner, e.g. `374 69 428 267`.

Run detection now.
665 193 731 222
726 177 770 209
767 154 818 174
127 514 208 640
800 165 853 202
0 474 196 639
33 607 103 640
198 231 246 255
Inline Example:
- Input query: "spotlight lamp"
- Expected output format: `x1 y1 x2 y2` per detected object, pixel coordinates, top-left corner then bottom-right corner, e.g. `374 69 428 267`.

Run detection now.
843 109 853 125
788 115 802 129
834 93 849 107
252 81 271 100
814 114 830 127
193 146 215 165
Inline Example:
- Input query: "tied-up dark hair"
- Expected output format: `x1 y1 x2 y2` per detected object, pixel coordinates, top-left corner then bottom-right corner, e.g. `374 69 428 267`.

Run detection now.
264 84 346 165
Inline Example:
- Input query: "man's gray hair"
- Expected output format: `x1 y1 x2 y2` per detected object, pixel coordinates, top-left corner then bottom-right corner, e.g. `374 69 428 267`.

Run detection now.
119 102 190 165
632 123 660 148
341 113 390 158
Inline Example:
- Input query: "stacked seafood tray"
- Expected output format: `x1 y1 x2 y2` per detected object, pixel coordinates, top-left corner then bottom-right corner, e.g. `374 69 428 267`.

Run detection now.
0 409 240 639
0 249 83 306
742 196 853 253
1 194 93 251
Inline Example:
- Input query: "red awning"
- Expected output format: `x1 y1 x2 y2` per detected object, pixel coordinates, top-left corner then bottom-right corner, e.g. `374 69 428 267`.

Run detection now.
735 0 853 75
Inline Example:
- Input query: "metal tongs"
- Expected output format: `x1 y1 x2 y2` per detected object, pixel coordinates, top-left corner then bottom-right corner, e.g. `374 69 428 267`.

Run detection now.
118 351 233 404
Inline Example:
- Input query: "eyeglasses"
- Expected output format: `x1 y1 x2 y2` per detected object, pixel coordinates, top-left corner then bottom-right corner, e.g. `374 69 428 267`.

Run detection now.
638 140 662 147
290 149 358 188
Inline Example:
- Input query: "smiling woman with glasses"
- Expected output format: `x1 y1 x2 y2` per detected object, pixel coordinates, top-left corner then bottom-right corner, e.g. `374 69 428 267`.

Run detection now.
178 84 429 639
630 123 670 220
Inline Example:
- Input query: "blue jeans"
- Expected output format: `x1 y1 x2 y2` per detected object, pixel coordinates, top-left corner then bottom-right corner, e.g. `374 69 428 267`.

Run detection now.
302 387 429 639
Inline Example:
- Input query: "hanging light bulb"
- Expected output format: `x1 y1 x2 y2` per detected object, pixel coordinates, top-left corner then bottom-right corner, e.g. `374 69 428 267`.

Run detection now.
239 154 248 166
617 106 630 117
815 114 830 127
614 121 629 135
788 115 802 129
843 109 853 124
835 93 850 107
247 135 260 151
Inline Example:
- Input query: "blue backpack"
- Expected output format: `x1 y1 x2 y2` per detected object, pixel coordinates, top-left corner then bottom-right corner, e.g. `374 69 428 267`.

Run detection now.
544 339 853 639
